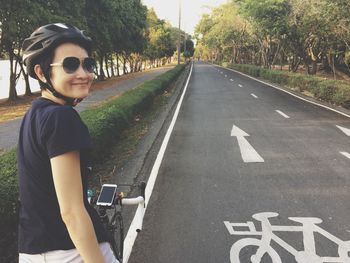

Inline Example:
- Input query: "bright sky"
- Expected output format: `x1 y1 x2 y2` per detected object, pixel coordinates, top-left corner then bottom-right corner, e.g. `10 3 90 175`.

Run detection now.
141 0 228 36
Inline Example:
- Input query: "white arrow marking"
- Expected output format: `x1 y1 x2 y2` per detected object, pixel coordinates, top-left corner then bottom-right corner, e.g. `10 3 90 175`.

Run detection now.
336 125 350 136
251 93 258 99
276 110 290 119
231 125 264 163
238 84 243 87
340 152 350 159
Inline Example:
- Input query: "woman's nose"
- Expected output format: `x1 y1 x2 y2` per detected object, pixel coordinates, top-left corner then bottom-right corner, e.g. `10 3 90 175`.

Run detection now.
75 64 89 78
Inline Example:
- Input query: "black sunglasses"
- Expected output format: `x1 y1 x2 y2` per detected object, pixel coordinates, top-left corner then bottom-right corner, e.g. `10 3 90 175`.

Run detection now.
50 57 96 74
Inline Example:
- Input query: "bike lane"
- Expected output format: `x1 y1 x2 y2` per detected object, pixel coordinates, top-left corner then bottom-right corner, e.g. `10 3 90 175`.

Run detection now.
128 62 350 263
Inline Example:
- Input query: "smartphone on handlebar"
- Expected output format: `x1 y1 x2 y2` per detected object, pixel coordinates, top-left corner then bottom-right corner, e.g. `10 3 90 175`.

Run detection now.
96 184 118 206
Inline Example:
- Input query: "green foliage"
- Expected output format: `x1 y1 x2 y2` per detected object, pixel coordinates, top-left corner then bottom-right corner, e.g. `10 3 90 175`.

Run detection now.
144 8 177 62
82 64 186 162
196 0 350 75
0 150 18 222
0 149 18 263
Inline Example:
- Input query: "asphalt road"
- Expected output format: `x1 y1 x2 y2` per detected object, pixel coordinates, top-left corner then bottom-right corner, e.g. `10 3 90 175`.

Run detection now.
0 67 172 151
128 62 350 263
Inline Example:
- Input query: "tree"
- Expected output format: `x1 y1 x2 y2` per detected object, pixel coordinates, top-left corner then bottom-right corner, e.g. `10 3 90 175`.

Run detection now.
239 0 291 68
183 38 195 59
195 1 252 63
144 9 177 67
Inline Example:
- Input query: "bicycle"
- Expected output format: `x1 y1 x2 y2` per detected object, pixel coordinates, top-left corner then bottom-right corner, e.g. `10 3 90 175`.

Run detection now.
88 181 146 263
224 212 350 263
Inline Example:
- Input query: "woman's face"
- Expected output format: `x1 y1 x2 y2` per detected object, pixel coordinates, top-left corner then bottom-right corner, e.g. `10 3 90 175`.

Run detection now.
50 42 94 99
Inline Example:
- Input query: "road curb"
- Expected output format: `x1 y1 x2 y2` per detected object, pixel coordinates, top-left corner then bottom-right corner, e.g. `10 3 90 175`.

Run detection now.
113 62 192 188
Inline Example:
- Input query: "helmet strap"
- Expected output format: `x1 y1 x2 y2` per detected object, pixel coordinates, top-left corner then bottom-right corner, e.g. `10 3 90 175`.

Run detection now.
42 71 83 107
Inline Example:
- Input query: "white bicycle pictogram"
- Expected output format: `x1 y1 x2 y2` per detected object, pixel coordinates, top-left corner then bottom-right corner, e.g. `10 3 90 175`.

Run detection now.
224 212 350 263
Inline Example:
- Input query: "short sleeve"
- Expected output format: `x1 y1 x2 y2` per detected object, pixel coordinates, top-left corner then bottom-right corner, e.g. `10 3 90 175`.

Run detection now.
41 106 91 158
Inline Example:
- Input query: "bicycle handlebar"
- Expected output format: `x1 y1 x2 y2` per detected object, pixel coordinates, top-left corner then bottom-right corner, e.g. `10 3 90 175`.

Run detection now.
121 196 144 206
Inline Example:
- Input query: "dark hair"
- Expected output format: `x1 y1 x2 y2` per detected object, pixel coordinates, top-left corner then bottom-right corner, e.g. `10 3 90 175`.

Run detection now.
36 50 55 90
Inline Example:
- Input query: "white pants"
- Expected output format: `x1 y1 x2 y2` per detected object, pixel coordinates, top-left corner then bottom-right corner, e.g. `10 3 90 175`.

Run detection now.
19 242 119 263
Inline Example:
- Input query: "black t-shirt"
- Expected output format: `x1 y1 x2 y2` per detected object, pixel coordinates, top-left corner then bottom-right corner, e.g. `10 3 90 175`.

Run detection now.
17 97 109 254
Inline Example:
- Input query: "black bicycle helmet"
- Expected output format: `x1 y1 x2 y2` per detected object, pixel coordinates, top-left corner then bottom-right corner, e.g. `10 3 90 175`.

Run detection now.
22 23 93 106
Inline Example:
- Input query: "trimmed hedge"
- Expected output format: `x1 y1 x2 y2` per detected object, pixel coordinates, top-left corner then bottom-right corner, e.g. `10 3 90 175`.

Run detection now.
82 63 187 162
226 63 350 109
0 63 187 262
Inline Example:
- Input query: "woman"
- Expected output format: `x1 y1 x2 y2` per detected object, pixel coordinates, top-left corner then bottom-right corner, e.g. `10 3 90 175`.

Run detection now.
17 23 118 263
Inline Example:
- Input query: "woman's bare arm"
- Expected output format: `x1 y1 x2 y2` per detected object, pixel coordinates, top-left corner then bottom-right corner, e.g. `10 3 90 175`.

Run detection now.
51 151 105 263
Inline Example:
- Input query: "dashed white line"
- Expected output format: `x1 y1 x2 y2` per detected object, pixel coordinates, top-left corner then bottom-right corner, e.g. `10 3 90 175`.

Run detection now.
238 84 243 87
336 125 350 136
251 94 258 99
276 110 290 119
340 152 350 159
225 75 227 77
230 79 234 81
214 64 350 119
220 72 223 74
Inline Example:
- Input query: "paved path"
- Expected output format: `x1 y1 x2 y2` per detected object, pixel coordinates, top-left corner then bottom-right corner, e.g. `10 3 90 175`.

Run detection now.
0 67 173 151
129 61 350 263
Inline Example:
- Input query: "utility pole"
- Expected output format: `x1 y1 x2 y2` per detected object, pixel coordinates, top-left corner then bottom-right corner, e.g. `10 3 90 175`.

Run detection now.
177 0 181 65
184 32 186 54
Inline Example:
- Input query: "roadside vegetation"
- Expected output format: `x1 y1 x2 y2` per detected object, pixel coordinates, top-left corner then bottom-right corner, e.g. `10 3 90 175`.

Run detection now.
0 63 188 263
194 0 350 107
0 0 195 101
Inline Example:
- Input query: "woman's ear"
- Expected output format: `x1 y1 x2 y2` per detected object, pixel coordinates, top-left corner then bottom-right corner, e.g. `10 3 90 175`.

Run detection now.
34 64 47 83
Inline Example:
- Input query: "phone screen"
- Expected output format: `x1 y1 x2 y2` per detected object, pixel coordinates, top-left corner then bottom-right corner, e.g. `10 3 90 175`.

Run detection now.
97 185 117 205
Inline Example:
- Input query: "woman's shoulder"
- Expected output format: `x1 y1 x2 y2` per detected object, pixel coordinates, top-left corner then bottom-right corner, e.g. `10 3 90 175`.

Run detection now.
35 98 81 127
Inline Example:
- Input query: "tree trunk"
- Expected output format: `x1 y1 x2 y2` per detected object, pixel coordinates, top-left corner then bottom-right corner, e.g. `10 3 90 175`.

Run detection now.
104 55 110 78
138 61 142 72
310 60 317 75
328 52 337 79
123 56 127 75
23 72 31 96
129 57 134 73
110 56 115 77
17 61 32 96
98 55 105 80
116 55 120 76
304 60 310 74
8 53 18 101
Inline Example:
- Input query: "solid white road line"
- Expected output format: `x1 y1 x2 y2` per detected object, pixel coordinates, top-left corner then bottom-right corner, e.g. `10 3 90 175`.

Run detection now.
251 93 258 99
231 125 264 163
123 63 194 263
336 125 350 136
238 84 243 87
276 110 290 119
214 64 350 119
340 152 350 159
